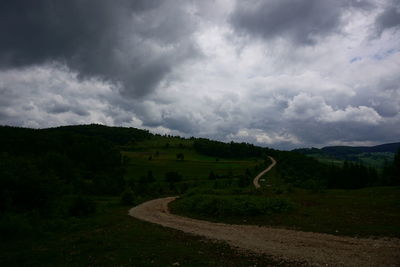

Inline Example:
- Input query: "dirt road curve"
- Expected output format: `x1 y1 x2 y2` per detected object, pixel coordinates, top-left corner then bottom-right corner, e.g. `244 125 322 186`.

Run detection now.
253 156 277 188
129 157 400 266
129 197 400 266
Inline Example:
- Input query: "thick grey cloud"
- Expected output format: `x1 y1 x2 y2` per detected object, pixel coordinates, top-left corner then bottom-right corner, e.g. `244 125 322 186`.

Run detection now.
0 0 199 97
375 0 400 35
230 0 373 45
0 0 399 149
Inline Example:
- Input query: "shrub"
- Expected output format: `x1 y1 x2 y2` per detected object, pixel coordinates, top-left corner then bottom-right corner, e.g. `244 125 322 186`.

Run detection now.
0 213 32 240
120 188 135 205
174 194 293 217
68 195 96 217
165 171 182 183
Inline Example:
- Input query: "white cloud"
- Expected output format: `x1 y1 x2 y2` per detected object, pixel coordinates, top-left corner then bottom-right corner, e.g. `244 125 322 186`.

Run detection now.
0 65 132 128
1 0 399 149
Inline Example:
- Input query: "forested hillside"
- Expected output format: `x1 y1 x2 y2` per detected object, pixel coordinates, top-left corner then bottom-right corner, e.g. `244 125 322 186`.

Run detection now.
1 124 398 217
0 125 150 215
1 124 399 265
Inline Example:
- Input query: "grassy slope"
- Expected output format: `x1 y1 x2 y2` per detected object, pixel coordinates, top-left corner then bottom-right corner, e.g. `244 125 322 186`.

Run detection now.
171 185 400 238
1 136 275 266
122 136 260 182
0 198 287 266
127 137 400 238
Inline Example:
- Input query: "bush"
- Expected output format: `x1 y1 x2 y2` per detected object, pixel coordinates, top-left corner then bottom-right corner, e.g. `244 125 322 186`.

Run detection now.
0 213 32 240
174 194 293 217
165 171 182 183
68 195 96 217
120 188 135 205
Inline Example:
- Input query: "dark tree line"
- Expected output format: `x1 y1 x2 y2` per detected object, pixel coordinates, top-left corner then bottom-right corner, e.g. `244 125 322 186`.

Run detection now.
382 149 400 186
0 125 151 215
44 124 151 145
294 142 400 159
274 150 400 190
193 139 272 159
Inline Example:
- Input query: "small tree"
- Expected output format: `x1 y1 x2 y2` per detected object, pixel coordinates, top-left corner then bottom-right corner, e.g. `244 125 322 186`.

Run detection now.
208 170 216 180
176 153 184 161
165 171 183 192
147 170 155 183
245 168 251 177
394 149 400 185
68 195 97 217
165 171 182 184
120 188 135 205
238 175 249 187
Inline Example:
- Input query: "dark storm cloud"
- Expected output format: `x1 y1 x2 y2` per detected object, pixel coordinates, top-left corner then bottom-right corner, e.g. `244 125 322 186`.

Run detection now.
163 116 200 134
230 0 373 45
0 0 399 149
46 103 71 114
375 1 400 36
46 102 89 116
0 0 199 97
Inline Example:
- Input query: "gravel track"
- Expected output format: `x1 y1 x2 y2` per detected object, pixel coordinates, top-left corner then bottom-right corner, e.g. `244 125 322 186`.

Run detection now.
129 157 400 266
253 156 276 188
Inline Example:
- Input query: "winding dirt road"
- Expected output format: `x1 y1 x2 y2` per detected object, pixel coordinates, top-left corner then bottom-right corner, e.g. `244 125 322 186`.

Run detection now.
129 158 400 266
253 156 277 188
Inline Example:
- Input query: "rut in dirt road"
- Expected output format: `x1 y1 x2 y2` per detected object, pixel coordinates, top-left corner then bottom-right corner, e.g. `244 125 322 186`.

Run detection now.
129 156 400 266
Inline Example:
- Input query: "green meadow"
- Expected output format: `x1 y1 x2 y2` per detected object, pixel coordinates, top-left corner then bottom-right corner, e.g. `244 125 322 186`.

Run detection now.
122 136 261 182
0 197 284 267
171 186 400 238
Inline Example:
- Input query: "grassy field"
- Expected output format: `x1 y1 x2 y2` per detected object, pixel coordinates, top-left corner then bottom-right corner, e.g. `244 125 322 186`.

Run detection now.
171 186 400 238
125 137 400 238
0 137 282 266
306 152 395 168
307 154 344 166
0 198 287 267
122 136 261 182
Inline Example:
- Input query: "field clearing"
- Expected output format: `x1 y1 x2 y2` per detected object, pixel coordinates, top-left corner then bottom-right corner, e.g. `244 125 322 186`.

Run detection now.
122 148 261 181
171 186 400 238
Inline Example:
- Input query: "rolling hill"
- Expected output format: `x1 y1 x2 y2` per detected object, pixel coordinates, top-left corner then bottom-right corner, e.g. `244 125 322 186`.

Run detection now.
293 142 400 167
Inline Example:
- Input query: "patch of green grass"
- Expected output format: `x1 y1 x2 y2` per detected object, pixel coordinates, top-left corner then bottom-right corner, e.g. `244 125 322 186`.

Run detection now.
356 152 395 167
306 154 344 166
0 198 289 266
122 147 260 182
172 194 293 217
171 187 400 238
307 152 395 168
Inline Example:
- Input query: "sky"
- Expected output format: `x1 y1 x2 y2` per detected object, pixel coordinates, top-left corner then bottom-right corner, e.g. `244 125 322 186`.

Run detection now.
1 0 399 149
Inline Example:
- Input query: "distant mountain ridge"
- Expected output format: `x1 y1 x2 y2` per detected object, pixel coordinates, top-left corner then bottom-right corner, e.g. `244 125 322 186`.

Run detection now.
292 142 400 167
294 142 400 155
323 142 400 153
